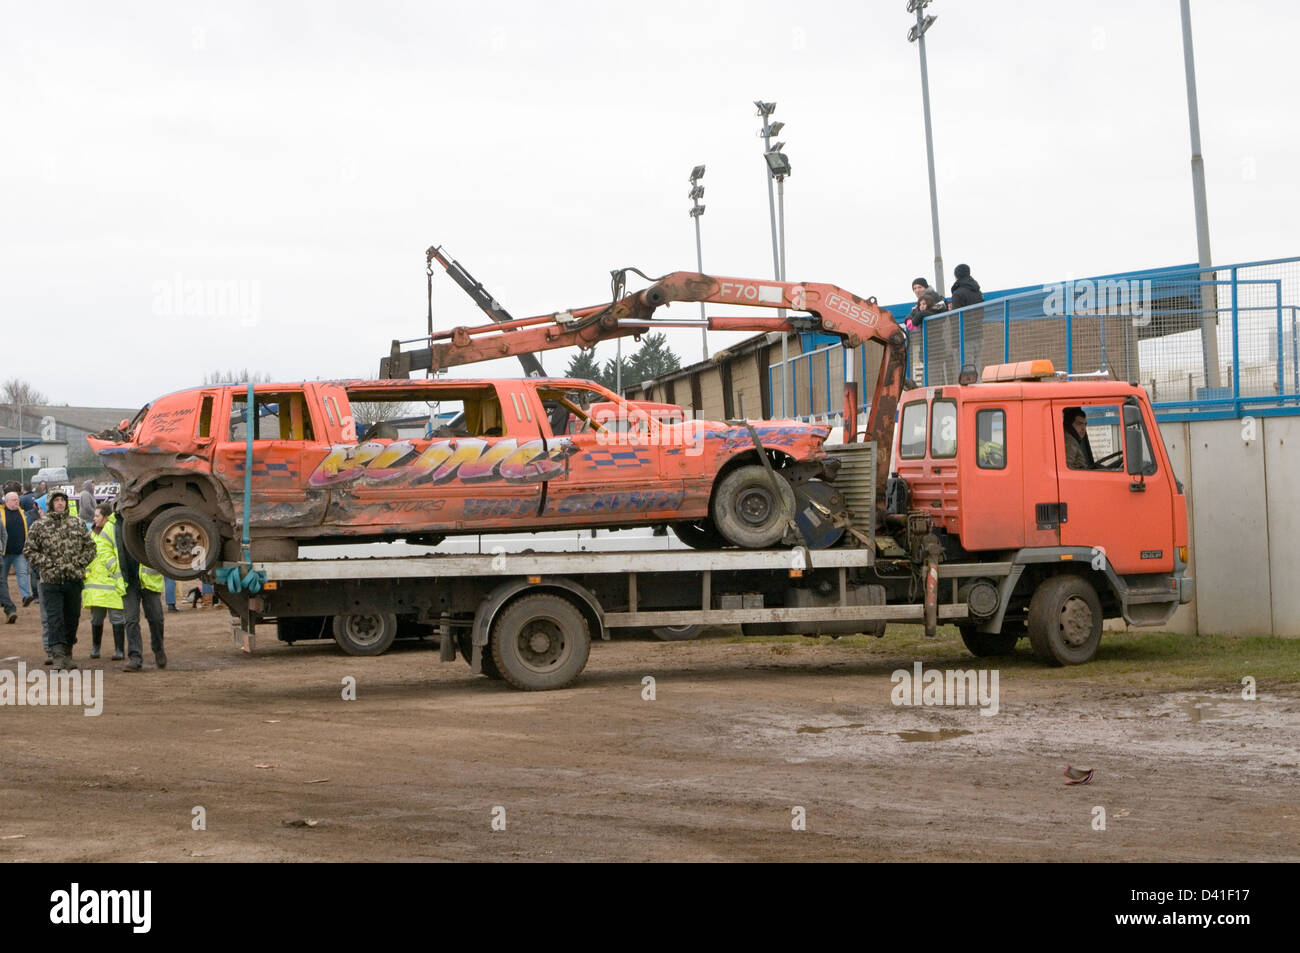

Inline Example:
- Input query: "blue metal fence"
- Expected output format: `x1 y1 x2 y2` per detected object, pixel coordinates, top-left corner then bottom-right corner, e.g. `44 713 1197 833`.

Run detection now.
768 254 1300 425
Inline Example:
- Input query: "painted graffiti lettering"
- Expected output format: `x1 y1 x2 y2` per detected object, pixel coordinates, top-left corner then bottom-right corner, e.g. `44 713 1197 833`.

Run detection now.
551 489 685 516
309 438 576 487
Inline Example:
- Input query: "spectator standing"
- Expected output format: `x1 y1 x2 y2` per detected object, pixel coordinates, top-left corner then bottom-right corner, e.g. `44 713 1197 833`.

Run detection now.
83 504 127 660
77 480 96 528
905 277 948 380
164 576 178 613
22 491 95 670
116 507 167 671
950 263 986 375
2 491 34 622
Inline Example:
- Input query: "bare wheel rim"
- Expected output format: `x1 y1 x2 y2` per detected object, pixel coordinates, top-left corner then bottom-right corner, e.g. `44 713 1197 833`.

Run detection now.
341 615 387 647
1058 597 1094 648
735 485 776 527
161 520 210 569
515 616 570 673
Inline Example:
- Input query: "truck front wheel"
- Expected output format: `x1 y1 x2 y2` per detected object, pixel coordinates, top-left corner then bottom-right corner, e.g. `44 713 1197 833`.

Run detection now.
490 593 591 691
1026 575 1103 665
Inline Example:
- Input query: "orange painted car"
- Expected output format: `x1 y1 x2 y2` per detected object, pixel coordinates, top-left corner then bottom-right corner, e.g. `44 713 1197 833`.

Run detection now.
89 378 839 578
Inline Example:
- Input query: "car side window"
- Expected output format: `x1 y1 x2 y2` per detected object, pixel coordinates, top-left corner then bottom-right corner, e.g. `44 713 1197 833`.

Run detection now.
899 401 927 459
230 392 314 441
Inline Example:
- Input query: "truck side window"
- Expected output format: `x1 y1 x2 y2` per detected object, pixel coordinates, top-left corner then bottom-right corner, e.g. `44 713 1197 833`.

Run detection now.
1064 405 1122 471
230 393 314 442
975 408 1006 469
899 401 927 459
930 399 957 459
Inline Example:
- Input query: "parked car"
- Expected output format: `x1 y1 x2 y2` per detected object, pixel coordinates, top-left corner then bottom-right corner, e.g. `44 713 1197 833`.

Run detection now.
88 378 840 578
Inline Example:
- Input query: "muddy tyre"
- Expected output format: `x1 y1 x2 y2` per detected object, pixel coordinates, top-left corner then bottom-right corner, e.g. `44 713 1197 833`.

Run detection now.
650 624 704 642
1026 575 1103 665
144 506 220 580
457 632 503 679
710 465 796 549
332 611 398 656
490 593 590 691
670 521 727 550
959 624 1021 657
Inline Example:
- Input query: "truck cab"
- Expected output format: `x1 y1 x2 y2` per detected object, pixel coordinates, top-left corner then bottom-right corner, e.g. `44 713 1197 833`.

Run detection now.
893 360 1194 663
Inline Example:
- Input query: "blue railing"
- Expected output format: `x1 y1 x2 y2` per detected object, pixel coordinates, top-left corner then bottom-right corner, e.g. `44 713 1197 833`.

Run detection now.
769 254 1300 424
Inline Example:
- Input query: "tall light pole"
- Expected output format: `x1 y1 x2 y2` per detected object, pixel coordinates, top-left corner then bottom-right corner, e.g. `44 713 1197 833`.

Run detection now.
1180 0 1220 390
756 100 791 417
907 0 945 293
689 164 709 361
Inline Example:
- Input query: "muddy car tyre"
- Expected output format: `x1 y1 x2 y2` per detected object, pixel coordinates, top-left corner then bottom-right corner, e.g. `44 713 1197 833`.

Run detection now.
959 624 1021 657
710 465 796 549
1026 575 1103 665
650 624 705 641
332 612 398 656
490 593 590 691
144 507 221 580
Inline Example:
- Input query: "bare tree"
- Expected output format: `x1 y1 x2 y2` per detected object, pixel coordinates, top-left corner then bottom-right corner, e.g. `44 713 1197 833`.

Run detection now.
203 369 273 385
1 379 49 429
348 373 414 433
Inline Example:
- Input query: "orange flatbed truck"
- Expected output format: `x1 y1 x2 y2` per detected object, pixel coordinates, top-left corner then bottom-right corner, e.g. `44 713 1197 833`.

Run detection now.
97 270 1190 688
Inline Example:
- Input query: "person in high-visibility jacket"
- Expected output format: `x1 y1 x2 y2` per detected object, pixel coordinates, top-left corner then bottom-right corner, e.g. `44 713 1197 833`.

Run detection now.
83 504 127 660
115 502 167 671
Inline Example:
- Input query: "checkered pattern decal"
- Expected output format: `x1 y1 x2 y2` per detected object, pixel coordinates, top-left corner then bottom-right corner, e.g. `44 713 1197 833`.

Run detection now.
582 448 653 468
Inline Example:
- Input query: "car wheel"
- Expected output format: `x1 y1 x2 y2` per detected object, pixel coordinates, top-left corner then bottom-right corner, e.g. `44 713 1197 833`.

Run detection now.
143 506 220 580
958 624 1021 657
1027 575 1103 665
120 518 150 565
490 593 591 691
710 465 796 549
456 631 502 679
332 612 398 656
670 520 727 550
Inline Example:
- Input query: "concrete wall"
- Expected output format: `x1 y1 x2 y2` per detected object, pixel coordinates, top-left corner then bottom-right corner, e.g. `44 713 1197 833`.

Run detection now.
1159 415 1300 637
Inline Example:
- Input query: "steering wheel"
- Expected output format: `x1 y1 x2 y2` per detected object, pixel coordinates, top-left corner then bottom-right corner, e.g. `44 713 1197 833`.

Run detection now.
1094 450 1123 469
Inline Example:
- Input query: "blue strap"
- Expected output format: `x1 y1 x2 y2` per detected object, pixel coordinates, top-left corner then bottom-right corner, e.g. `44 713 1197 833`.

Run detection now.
218 381 266 595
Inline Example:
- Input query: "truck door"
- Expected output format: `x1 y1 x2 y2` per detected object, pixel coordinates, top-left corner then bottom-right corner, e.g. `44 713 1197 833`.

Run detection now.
1052 398 1174 574
213 387 330 531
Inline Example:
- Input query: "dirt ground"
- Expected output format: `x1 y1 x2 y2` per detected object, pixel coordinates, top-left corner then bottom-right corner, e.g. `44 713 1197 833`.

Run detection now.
1 602 1297 862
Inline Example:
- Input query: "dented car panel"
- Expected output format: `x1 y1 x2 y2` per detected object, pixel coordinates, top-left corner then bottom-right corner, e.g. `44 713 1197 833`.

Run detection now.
88 378 831 545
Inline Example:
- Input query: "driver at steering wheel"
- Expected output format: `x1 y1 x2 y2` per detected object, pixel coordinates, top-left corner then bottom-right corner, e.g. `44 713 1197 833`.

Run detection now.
1064 407 1097 470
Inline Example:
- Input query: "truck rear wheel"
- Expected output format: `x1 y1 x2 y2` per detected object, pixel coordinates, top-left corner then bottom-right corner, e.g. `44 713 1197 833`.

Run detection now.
710 465 795 549
1027 575 1103 665
144 506 220 580
650 624 704 641
958 624 1021 657
490 593 590 691
332 611 398 656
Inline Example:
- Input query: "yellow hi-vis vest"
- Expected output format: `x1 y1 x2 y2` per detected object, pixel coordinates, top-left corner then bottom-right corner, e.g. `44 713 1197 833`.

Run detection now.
139 566 164 592
82 516 126 609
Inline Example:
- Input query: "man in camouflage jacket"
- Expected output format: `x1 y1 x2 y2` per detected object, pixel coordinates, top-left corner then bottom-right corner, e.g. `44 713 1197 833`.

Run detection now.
23 490 96 670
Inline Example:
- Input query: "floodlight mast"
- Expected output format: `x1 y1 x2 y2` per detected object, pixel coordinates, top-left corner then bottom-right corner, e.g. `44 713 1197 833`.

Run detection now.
689 164 709 360
907 0 945 294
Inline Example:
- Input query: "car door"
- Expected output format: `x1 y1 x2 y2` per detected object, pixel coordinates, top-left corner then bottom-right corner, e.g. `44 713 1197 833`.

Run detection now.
212 386 330 531
533 383 685 526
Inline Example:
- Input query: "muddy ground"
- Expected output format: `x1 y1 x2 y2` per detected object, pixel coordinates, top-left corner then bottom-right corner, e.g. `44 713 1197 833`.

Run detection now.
1 603 1297 862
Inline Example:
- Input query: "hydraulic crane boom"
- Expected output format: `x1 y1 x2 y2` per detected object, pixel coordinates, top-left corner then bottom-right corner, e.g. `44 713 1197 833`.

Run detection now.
426 245 546 378
382 270 908 510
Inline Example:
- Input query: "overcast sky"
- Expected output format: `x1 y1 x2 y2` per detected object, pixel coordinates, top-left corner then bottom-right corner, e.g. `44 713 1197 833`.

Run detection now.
3 0 1296 408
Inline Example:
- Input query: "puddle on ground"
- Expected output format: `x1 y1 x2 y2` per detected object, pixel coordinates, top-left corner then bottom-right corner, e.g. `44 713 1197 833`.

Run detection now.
797 723 866 734
1180 697 1223 723
894 729 974 743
